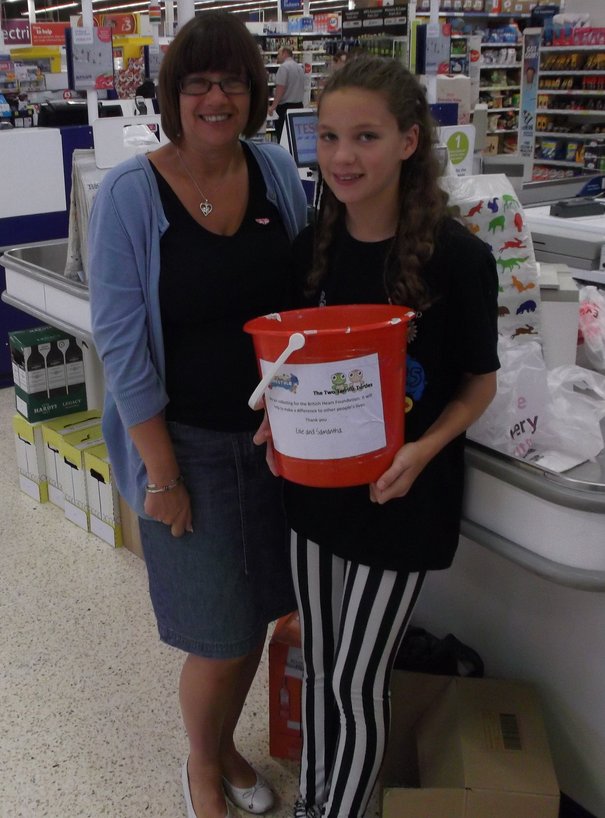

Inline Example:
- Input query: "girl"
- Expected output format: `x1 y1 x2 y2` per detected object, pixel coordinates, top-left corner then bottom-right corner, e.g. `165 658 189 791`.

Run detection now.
256 55 499 818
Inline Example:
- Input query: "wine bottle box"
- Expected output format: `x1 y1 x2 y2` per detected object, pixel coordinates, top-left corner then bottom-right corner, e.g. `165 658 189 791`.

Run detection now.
12 414 49 504
9 326 87 422
60 427 105 532
41 410 104 508
84 443 123 548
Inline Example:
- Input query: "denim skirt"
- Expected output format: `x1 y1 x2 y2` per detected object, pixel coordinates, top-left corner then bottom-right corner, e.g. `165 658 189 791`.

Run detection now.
139 422 296 659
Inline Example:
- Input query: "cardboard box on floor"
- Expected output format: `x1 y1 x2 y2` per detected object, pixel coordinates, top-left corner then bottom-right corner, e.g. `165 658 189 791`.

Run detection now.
60 426 104 530
268 611 303 761
12 414 48 503
41 410 103 508
382 671 559 818
118 494 144 559
9 325 87 423
84 443 122 548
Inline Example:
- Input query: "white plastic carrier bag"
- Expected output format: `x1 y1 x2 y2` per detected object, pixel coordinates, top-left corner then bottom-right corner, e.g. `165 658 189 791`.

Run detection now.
577 285 605 374
439 173 542 345
468 336 605 472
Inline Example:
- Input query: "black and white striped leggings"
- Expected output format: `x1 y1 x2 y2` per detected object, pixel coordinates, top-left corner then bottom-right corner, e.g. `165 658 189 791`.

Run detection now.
291 532 426 818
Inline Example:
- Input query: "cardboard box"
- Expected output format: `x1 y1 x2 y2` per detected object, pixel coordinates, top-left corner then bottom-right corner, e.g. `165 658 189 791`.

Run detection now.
382 673 559 818
119 495 144 559
41 410 103 508
269 611 303 760
84 443 122 547
483 135 500 156
9 325 87 423
60 426 104 531
436 74 471 124
12 414 48 503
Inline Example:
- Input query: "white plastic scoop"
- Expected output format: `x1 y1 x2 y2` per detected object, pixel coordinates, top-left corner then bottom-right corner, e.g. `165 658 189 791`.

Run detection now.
248 331 306 410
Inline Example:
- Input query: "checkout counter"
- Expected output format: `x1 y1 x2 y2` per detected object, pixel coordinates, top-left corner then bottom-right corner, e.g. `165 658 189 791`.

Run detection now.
2 136 605 812
416 174 605 817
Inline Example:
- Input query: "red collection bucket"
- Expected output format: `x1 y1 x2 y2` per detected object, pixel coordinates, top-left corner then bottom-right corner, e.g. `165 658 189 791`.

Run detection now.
244 304 415 488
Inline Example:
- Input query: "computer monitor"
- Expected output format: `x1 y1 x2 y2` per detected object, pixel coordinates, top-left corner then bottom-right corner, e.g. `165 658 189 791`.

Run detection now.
98 103 123 118
286 109 318 169
481 154 533 194
37 100 88 127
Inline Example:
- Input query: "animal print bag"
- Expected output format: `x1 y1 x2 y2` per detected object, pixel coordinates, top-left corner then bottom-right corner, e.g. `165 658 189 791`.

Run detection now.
439 174 543 345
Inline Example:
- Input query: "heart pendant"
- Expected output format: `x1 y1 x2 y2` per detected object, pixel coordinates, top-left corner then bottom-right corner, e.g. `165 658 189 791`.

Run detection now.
200 201 213 217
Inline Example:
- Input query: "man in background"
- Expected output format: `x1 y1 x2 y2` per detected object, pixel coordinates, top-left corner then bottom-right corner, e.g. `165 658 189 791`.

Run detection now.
268 47 305 142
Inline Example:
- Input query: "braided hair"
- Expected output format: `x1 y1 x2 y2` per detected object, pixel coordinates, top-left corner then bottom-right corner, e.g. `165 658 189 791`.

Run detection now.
307 55 449 311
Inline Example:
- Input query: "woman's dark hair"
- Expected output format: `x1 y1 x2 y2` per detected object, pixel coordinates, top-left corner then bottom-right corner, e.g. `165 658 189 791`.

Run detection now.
309 55 449 310
158 11 269 141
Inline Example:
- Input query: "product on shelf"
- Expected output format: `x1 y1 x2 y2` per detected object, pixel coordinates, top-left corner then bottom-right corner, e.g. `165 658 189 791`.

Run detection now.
584 141 605 172
533 28 605 178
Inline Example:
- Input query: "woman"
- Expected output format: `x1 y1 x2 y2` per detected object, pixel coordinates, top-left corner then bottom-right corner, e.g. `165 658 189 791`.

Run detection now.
255 55 499 818
89 12 307 818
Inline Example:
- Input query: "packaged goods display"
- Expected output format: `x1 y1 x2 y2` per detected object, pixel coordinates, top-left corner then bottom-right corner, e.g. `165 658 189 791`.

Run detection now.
12 414 48 503
84 443 122 547
60 426 105 531
9 326 87 422
41 410 103 508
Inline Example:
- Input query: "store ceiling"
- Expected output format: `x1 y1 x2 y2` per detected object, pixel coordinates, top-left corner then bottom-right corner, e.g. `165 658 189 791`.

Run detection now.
2 0 349 23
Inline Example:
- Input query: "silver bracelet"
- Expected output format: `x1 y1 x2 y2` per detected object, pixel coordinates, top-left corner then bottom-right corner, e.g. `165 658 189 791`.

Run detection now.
145 475 183 494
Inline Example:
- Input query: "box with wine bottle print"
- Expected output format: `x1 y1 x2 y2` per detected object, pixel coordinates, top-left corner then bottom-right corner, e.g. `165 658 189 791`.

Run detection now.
9 325 87 422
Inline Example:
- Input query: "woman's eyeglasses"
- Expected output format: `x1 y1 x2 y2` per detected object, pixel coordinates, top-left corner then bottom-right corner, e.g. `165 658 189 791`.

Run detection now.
179 76 251 96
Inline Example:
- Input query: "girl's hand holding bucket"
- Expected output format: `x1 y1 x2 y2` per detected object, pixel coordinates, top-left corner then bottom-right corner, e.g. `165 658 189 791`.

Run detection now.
369 440 429 505
253 411 279 478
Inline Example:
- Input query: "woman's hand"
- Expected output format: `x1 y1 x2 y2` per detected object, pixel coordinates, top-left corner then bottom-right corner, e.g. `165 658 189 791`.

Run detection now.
253 412 279 477
369 441 428 504
144 482 193 538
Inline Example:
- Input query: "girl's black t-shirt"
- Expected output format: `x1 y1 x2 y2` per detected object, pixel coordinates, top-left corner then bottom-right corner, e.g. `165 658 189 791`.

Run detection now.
153 144 293 432
283 217 500 572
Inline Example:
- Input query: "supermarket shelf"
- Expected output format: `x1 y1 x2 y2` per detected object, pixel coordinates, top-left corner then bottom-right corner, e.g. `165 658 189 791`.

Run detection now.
487 128 518 134
483 106 517 112
537 109 605 116
533 158 584 167
537 131 605 140
480 41 522 47
540 70 605 76
418 10 532 17
539 89 605 96
541 44 605 51
480 84 521 90
480 62 522 68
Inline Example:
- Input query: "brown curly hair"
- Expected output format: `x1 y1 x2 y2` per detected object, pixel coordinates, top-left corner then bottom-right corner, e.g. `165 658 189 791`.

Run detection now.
308 55 449 310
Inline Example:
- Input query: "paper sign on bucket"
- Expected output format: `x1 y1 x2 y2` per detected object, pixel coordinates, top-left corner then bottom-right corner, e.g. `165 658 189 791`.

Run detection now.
245 305 415 488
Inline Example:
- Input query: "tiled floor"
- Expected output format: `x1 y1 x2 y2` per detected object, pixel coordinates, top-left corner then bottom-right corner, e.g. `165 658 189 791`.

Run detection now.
1 382 596 818
0 385 305 818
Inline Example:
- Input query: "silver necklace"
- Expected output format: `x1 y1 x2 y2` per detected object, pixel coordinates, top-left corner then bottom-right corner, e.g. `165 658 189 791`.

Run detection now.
176 149 214 217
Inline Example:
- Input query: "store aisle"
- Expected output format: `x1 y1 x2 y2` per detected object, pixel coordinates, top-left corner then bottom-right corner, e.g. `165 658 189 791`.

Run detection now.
0 386 304 818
